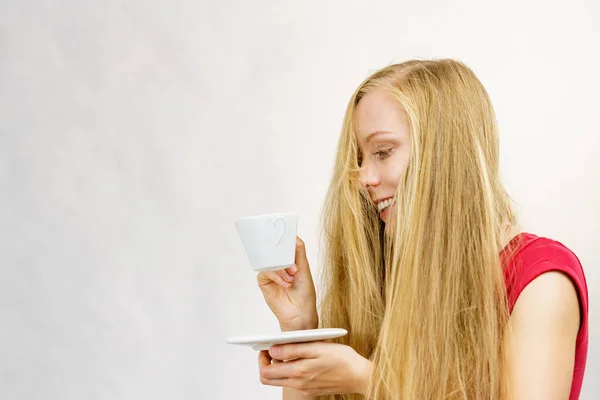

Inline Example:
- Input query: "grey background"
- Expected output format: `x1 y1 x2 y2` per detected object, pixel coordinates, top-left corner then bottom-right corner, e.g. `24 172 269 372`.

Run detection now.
1 0 598 399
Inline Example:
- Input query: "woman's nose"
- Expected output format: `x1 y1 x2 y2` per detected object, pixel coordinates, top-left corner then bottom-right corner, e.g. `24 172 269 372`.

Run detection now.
359 165 380 188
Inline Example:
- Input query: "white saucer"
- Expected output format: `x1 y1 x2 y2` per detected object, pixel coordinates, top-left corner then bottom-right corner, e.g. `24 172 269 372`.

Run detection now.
226 328 348 351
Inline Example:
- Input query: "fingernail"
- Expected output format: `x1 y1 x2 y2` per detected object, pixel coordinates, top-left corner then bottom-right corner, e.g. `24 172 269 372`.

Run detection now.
289 265 298 274
270 347 280 357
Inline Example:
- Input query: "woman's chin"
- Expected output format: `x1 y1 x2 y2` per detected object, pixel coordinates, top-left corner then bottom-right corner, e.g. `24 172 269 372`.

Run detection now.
381 203 397 235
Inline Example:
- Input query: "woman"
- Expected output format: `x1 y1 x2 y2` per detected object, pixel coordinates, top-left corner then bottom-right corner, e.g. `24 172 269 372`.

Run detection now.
256 59 588 399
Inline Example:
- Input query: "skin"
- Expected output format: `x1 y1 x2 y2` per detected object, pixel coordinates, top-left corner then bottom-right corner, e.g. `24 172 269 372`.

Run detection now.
257 88 581 399
504 271 580 398
355 87 412 233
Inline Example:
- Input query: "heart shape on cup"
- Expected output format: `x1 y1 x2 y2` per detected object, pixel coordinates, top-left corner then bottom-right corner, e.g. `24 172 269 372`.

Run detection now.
264 217 286 246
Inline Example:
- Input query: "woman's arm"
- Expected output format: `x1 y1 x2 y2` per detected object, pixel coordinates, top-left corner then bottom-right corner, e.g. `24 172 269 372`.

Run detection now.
503 271 580 399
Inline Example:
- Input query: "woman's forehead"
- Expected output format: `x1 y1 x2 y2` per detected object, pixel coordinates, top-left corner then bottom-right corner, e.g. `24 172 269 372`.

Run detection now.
355 90 408 135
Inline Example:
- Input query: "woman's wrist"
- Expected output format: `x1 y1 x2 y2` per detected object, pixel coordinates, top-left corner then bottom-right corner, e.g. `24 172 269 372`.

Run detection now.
279 313 319 331
353 357 373 395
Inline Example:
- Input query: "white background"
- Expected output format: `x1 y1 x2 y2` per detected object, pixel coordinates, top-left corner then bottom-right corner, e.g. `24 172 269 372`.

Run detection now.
1 1 598 399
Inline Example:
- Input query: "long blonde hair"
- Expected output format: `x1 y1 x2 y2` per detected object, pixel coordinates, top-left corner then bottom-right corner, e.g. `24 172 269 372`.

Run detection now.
317 59 522 399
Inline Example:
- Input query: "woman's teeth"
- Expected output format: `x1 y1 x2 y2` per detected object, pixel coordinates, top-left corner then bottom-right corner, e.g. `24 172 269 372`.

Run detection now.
378 198 396 212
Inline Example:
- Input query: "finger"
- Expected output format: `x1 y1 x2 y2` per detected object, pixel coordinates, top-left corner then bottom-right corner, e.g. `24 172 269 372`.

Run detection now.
294 236 311 278
295 237 311 275
285 264 298 276
276 269 294 283
258 350 272 368
269 342 321 361
257 271 291 288
259 376 296 389
261 358 309 379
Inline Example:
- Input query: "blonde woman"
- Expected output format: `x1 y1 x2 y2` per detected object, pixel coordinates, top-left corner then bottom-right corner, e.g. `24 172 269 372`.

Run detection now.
256 59 588 399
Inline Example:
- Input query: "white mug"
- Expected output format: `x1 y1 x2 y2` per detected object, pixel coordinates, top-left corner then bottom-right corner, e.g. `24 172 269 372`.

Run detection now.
234 212 298 272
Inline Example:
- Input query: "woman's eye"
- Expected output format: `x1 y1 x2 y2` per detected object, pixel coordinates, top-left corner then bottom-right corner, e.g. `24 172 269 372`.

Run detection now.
374 149 393 159
357 148 393 166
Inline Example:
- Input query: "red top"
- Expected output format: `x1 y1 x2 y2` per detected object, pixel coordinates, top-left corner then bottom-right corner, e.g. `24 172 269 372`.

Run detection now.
501 232 589 399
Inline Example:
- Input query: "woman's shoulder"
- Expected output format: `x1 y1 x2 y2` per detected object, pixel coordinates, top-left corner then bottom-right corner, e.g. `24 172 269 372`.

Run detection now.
502 232 588 316
503 232 589 400
505 232 585 277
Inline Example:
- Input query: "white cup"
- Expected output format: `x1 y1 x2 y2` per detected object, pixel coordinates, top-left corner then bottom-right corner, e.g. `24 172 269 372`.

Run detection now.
234 212 298 272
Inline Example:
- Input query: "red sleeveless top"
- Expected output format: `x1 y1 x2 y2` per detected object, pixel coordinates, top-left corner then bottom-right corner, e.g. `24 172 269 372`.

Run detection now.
500 232 589 399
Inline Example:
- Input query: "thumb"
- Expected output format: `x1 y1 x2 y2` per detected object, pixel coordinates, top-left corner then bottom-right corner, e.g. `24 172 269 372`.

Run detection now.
294 236 310 271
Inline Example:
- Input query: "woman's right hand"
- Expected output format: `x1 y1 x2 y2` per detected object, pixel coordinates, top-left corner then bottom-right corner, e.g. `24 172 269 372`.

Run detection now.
257 236 318 331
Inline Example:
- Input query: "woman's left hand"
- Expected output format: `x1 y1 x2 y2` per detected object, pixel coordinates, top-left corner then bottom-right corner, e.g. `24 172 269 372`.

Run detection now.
258 341 372 396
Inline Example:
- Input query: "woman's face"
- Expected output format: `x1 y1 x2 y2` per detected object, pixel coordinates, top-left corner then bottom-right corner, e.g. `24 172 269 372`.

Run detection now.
355 88 412 230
